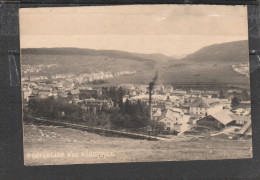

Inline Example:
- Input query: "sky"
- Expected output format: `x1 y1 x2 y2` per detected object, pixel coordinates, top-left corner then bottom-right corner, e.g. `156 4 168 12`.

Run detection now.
19 5 248 57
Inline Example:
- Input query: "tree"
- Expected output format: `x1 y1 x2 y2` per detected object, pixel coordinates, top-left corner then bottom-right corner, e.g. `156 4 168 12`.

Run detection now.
241 89 249 101
231 97 240 108
219 90 225 99
155 122 166 132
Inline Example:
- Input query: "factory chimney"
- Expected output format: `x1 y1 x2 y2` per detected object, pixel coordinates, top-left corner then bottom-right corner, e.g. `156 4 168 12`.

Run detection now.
148 72 158 121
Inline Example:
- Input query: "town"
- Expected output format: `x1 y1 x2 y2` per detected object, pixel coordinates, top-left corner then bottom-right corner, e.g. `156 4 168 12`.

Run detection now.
22 67 251 139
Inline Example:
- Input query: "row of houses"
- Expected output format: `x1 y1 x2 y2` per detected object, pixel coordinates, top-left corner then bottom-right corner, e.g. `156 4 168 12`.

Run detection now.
150 106 250 134
73 98 114 112
22 64 57 74
140 95 251 133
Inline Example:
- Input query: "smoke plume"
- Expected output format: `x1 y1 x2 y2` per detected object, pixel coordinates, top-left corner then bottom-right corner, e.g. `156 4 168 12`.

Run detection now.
149 71 158 91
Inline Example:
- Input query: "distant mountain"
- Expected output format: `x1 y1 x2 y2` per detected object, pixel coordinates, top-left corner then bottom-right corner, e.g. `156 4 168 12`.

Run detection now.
21 48 177 75
21 48 176 63
180 40 248 64
21 41 250 87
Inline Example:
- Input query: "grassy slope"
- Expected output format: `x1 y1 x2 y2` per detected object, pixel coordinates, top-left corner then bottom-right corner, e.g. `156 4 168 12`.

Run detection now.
23 123 252 166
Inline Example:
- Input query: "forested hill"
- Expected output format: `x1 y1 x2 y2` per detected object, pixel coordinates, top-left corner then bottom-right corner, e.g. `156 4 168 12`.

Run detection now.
180 40 248 64
21 48 176 65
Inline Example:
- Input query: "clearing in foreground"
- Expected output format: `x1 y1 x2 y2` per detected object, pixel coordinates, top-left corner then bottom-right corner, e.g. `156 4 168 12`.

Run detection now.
23 123 252 166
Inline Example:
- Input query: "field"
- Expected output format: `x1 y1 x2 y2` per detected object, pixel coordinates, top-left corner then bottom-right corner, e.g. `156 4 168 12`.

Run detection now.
23 123 252 166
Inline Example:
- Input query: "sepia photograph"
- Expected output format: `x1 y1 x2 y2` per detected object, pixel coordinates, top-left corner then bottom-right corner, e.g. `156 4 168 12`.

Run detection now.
19 5 252 166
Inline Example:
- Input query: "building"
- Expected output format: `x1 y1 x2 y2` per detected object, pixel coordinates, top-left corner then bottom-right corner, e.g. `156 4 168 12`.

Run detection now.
171 90 186 96
31 89 39 96
237 119 252 136
197 110 235 129
158 108 189 132
22 77 29 81
70 89 80 99
227 89 242 94
58 90 71 98
197 109 250 130
54 83 63 90
165 96 173 108
79 98 114 112
122 95 129 103
190 97 223 116
180 104 191 114
230 114 250 125
220 99 231 109
79 89 99 100
233 108 251 116
37 91 52 99
29 76 41 81
152 109 162 120
23 90 32 102
163 84 173 93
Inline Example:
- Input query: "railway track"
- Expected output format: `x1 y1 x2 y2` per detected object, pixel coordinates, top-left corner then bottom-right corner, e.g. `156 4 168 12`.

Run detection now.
29 117 164 141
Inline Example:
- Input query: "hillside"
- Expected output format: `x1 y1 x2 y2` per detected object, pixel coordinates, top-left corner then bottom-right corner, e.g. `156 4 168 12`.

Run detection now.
180 40 248 64
21 48 176 65
21 40 250 87
160 40 250 87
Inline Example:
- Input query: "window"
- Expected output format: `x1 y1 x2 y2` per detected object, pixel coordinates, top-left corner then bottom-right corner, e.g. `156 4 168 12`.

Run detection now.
167 127 170 130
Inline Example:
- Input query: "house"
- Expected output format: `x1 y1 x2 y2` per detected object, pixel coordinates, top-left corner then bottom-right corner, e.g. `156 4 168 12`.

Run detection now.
29 76 41 81
190 90 202 97
79 89 99 99
58 90 71 98
21 77 29 81
53 74 67 79
54 83 63 90
80 98 114 111
39 76 48 80
163 85 173 93
152 104 166 113
70 89 80 99
31 89 39 96
152 109 162 120
165 96 173 108
233 108 251 116
130 90 137 96
159 109 181 131
190 97 223 116
135 85 147 94
147 85 164 94
38 86 52 92
204 91 219 98
197 110 235 130
171 90 186 96
180 104 191 114
197 109 250 130
220 99 231 109
227 89 242 94
37 91 52 99
23 90 31 102
158 108 189 132
122 95 129 103
230 114 250 125
227 89 242 100
237 119 252 136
